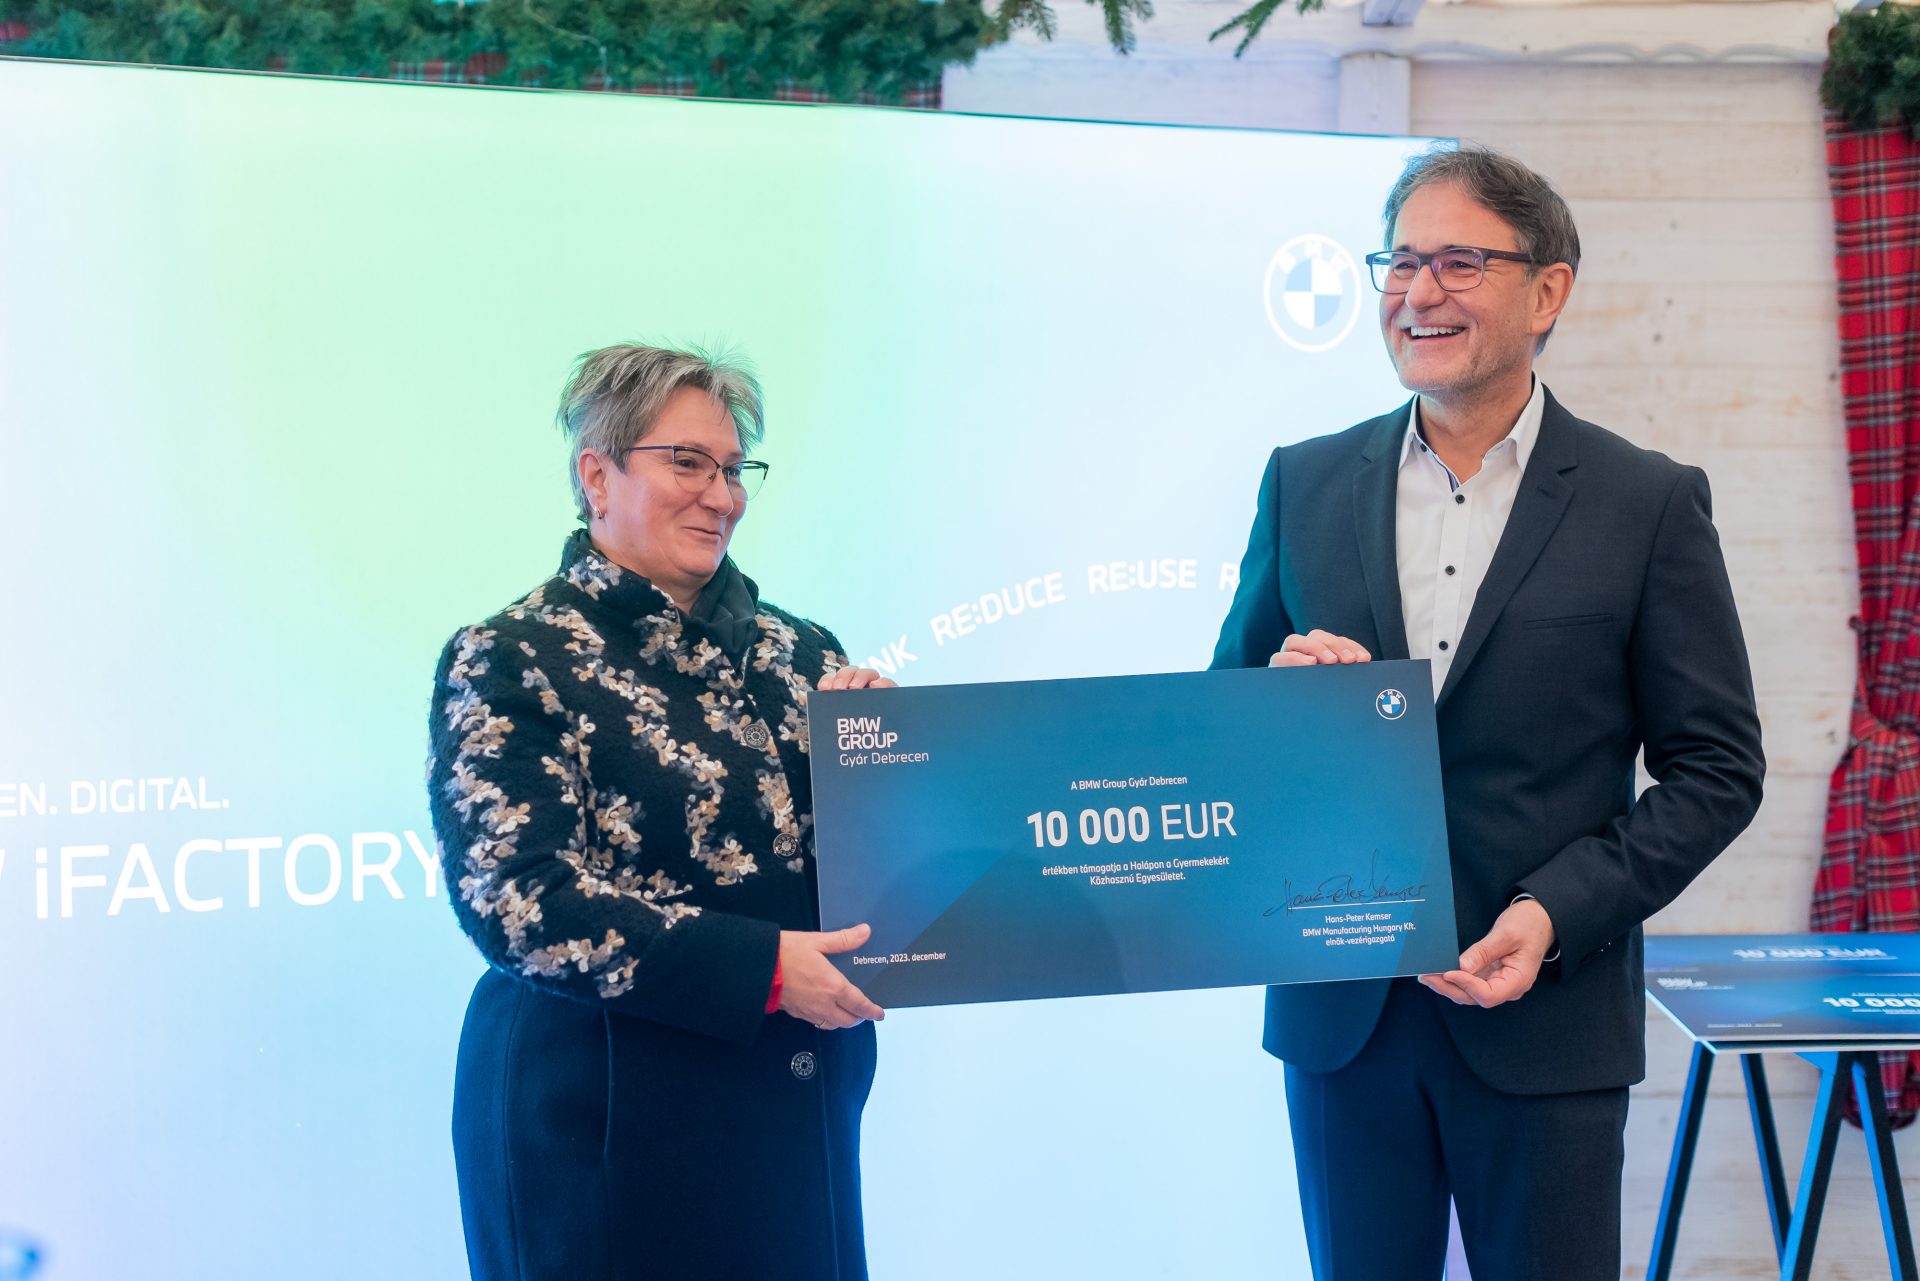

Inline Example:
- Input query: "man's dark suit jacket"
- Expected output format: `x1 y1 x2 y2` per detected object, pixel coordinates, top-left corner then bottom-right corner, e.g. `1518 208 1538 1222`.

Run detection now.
1212 390 1765 1095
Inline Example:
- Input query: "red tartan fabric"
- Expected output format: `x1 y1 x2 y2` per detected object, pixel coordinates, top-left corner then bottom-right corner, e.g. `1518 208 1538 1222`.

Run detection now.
768 80 940 107
774 81 834 103
632 76 698 97
388 53 508 84
1819 117 1920 1127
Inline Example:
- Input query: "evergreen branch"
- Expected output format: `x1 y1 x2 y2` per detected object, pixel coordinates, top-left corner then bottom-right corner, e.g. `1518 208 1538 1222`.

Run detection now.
1824 5 1920 137
989 0 1156 54
1210 0 1329 57
1208 0 1286 58
992 0 1059 44
518 0 607 82
1099 0 1152 56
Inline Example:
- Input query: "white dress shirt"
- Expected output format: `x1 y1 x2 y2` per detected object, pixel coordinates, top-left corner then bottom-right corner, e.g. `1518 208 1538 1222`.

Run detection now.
1396 378 1546 698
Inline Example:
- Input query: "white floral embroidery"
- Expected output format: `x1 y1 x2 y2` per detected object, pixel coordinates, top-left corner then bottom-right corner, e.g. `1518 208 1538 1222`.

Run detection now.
779 702 810 754
565 555 623 599
595 793 644 852
753 614 799 673
430 546 845 1008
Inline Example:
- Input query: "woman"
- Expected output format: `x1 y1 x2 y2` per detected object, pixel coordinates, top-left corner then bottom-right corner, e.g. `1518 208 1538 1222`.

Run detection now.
427 342 892 1281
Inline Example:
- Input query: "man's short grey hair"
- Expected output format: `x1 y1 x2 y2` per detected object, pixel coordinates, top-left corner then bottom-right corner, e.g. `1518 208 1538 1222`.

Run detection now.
1382 143 1581 352
556 342 766 522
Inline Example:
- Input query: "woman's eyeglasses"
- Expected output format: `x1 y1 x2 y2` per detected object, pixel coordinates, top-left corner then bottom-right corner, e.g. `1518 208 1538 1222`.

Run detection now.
626 445 768 500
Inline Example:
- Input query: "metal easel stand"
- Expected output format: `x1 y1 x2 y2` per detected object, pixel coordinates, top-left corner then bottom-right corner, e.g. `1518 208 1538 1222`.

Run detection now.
1648 1043 1918 1281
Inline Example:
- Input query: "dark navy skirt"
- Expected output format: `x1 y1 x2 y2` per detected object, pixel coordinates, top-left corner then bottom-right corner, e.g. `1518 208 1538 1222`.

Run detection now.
452 969 877 1281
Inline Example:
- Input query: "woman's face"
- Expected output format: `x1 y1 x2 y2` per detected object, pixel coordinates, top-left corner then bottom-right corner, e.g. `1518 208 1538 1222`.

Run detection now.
584 386 748 605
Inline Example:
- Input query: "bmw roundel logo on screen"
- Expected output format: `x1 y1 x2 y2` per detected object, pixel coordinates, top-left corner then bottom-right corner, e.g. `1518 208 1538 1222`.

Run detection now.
1375 688 1407 720
1264 234 1364 353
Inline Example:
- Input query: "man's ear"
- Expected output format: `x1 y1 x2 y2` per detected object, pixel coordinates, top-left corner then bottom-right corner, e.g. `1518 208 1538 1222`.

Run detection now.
1530 262 1575 340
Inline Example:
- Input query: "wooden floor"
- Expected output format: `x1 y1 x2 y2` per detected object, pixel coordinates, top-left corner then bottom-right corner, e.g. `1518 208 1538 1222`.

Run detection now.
1622 1012 1919 1280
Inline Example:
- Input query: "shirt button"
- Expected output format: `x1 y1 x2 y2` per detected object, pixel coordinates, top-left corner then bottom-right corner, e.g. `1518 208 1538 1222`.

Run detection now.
742 723 770 749
1438 640 1450 651
1445 565 1456 576
1454 493 1466 505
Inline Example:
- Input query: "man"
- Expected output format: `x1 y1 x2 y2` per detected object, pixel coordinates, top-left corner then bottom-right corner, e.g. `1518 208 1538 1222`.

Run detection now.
1213 145 1764 1279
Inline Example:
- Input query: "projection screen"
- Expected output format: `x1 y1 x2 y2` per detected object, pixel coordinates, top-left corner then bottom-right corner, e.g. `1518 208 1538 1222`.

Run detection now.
0 56 1432 1280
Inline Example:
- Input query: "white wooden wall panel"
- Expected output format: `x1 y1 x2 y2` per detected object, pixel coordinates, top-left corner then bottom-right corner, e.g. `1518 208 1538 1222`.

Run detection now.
1432 121 1826 199
943 50 1340 131
1543 364 1840 443
1414 61 1824 125
1571 200 1833 285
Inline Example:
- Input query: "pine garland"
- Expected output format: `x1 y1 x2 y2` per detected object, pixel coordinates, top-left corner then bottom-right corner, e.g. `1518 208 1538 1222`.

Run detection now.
0 0 1333 93
1824 5 1920 137
0 0 995 103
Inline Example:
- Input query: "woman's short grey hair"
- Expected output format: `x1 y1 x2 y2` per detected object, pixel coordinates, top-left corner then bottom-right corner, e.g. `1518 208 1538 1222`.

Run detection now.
1382 143 1581 351
555 342 766 522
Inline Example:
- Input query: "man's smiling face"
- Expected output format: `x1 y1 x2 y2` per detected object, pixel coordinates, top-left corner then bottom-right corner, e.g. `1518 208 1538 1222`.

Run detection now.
1380 181 1547 407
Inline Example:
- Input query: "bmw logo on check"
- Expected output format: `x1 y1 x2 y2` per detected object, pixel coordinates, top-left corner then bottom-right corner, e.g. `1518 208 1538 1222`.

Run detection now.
1376 689 1407 720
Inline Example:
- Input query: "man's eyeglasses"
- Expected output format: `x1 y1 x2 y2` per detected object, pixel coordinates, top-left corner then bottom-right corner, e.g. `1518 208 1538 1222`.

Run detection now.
626 445 769 500
1364 246 1539 294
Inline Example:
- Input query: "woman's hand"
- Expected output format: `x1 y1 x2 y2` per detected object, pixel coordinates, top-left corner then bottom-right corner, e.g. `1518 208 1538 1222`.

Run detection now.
816 666 898 692
778 924 887 1029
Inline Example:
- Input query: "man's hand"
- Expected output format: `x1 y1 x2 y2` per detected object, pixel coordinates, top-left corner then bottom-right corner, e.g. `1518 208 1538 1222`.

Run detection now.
777 924 886 1030
1269 630 1372 667
817 666 898 691
1419 898 1556 1008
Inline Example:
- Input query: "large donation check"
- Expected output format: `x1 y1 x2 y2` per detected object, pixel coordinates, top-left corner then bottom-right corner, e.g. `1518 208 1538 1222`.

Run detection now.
809 660 1459 1008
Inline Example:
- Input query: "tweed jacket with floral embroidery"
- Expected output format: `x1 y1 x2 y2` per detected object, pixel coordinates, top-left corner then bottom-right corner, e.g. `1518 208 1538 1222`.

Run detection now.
428 533 847 1046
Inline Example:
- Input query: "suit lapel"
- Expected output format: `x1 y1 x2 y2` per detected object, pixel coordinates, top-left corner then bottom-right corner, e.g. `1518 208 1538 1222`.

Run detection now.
1435 393 1581 707
1354 407 1412 663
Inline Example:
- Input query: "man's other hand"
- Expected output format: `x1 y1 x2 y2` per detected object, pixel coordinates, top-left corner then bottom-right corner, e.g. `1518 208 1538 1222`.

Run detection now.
1269 630 1373 667
1419 897 1556 1008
